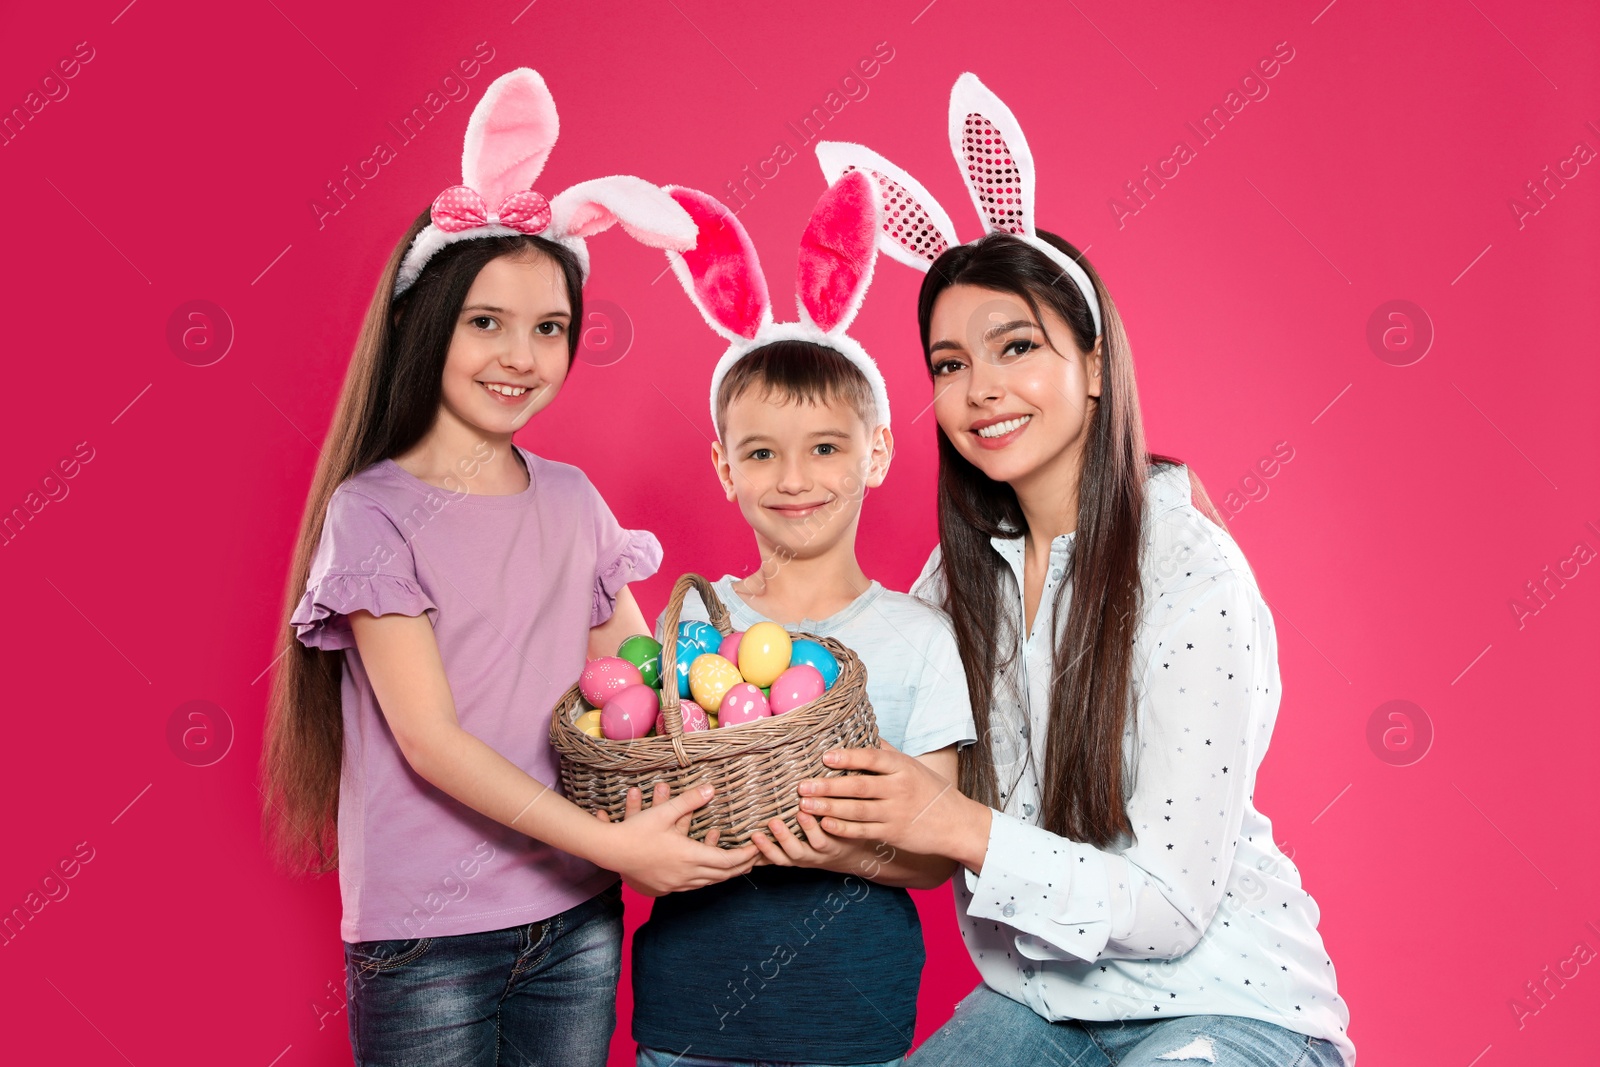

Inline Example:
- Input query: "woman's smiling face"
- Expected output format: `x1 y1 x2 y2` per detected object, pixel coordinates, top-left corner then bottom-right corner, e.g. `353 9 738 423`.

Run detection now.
927 283 1102 489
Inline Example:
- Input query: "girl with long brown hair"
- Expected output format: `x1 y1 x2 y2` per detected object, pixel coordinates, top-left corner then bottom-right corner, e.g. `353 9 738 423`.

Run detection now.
260 69 756 1067
801 76 1355 1065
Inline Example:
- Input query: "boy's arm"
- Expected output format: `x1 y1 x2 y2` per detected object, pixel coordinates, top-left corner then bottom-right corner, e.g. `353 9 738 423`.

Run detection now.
750 744 960 889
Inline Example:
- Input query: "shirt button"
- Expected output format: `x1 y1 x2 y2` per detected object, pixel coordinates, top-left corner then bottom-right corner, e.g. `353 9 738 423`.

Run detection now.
1050 567 1063 581
1002 902 1016 918
1022 965 1035 979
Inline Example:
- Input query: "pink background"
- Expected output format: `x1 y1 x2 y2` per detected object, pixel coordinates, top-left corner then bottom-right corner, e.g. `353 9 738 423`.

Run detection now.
2 1 1595 1064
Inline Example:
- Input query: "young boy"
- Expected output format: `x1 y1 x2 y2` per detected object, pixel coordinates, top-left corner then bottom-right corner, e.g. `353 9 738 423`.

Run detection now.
630 340 976 1067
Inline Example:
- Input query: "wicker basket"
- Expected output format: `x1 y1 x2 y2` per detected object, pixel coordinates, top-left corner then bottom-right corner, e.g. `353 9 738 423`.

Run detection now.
550 572 880 847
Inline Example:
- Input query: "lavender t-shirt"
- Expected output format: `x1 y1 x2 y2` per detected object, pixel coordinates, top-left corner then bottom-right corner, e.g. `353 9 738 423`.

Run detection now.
289 444 662 943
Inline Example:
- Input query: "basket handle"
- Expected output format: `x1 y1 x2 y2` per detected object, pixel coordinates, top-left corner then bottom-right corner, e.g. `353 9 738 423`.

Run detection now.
656 573 735 765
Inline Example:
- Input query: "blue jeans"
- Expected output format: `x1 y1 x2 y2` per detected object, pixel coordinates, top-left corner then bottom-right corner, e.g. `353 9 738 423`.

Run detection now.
910 984 1343 1066
345 882 623 1067
637 1048 903 1067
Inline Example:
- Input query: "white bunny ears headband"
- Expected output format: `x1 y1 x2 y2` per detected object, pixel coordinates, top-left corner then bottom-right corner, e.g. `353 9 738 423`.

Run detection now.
662 171 892 440
394 68 696 296
816 72 1102 338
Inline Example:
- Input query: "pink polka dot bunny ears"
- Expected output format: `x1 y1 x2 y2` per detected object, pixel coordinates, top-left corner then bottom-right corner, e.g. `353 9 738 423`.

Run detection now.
815 71 1102 338
661 171 892 440
394 68 697 296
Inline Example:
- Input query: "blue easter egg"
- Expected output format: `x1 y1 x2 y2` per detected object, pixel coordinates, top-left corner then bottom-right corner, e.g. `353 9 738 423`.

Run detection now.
789 638 840 690
673 636 700 698
678 620 720 653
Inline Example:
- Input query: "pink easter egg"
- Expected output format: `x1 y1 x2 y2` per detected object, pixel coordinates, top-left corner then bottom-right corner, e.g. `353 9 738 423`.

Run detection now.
655 699 711 735
718 683 772 728
717 630 745 664
580 657 642 707
601 684 659 740
768 664 826 714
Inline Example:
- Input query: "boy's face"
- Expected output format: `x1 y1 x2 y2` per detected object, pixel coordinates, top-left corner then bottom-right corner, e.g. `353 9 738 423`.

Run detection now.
712 389 893 564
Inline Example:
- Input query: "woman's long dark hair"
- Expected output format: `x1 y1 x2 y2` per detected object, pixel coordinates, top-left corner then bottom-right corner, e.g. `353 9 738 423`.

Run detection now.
918 230 1176 849
259 209 584 875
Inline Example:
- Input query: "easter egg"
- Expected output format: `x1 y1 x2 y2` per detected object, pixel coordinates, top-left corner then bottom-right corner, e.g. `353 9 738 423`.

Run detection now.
580 722 605 739
688 653 744 712
788 638 840 690
617 634 663 689
655 699 711 735
737 622 792 688
769 664 826 714
718 683 771 727
601 684 658 740
678 620 720 653
579 657 642 707
672 637 701 698
575 709 603 732
717 630 744 664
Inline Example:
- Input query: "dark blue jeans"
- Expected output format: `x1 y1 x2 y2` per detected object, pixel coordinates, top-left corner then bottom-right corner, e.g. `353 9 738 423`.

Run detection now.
345 882 623 1067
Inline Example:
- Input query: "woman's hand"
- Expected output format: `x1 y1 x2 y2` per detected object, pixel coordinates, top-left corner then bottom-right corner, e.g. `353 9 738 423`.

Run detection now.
594 782 760 896
797 741 991 871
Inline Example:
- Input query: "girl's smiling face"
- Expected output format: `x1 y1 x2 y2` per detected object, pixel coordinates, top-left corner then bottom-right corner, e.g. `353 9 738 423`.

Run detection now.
439 251 573 438
927 283 1102 490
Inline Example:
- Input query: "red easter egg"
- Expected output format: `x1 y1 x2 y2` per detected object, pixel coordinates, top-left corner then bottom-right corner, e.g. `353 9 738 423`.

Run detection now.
580 657 643 707
655 700 711 735
768 664 826 714
718 683 772 727
601 684 658 740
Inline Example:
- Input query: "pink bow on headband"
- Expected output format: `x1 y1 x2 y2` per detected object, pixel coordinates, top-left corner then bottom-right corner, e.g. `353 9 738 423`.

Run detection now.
430 185 552 234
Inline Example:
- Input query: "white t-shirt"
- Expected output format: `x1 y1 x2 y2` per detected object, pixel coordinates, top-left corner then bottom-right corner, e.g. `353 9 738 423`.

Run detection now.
910 462 1355 1067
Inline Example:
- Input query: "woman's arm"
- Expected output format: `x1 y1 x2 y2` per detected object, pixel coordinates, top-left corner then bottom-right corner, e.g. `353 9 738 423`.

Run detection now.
748 744 963 889
802 569 1268 963
350 607 759 895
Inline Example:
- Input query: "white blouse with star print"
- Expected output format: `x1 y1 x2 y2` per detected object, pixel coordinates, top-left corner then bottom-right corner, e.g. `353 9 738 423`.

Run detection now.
911 462 1355 1066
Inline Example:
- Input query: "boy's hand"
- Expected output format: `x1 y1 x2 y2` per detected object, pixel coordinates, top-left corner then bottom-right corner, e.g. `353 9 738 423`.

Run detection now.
593 782 759 895
748 810 882 876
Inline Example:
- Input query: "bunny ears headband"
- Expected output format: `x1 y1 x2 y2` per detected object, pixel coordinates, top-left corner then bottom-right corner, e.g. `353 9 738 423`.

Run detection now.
664 170 892 440
816 72 1102 338
394 68 696 296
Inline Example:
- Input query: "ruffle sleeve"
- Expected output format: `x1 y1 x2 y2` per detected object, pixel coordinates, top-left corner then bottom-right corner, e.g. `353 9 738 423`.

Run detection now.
591 528 663 628
290 571 440 652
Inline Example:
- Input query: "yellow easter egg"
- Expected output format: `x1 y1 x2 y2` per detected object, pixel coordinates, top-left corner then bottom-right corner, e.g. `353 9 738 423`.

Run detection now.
575 710 603 731
580 722 605 739
688 653 743 713
737 621 793 687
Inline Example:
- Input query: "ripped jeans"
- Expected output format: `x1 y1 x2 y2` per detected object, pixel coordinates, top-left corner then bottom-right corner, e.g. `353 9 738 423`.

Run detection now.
911 984 1345 1067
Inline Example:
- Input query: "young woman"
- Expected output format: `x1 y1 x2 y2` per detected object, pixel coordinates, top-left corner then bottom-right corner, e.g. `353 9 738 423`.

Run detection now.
803 75 1355 1066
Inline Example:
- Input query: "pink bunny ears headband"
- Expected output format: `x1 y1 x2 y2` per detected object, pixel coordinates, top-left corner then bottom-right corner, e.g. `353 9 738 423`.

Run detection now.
663 171 892 440
394 68 696 297
815 72 1102 338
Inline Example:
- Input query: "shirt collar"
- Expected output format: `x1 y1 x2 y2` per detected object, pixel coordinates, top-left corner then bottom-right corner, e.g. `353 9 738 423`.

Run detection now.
989 525 1076 586
715 575 885 636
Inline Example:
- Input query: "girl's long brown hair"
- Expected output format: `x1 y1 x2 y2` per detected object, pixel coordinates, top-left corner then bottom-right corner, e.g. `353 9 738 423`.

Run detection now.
260 209 584 875
917 230 1203 849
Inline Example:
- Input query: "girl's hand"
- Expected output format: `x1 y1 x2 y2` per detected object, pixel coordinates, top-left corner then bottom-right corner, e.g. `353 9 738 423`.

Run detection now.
797 741 988 867
593 782 760 896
